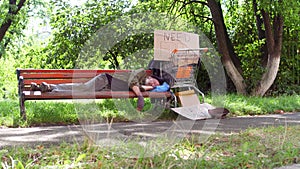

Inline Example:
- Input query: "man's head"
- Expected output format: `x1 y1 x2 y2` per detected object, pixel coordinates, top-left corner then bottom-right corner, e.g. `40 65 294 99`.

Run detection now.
145 76 160 87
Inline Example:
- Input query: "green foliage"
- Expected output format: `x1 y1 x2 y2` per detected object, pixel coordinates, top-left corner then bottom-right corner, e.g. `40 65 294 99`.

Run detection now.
0 57 18 99
0 0 46 58
37 0 204 70
272 26 300 95
0 0 28 57
236 39 267 92
39 0 131 69
0 99 20 127
258 0 300 20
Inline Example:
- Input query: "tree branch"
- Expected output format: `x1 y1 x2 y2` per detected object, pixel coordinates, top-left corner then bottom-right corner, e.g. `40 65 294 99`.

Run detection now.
183 0 208 6
107 50 120 70
273 15 284 49
170 0 208 14
253 0 268 66
261 10 275 52
253 0 265 39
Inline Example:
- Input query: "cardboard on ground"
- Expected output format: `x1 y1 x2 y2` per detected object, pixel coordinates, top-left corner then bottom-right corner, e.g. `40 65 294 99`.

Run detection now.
154 30 199 62
171 90 212 120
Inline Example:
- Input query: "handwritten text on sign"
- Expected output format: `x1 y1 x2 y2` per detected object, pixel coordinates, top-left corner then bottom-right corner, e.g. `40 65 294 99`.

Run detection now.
163 32 190 42
154 30 199 61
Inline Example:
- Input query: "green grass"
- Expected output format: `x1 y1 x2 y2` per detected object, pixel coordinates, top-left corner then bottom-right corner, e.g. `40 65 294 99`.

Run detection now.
1 125 299 168
0 94 299 127
206 94 300 116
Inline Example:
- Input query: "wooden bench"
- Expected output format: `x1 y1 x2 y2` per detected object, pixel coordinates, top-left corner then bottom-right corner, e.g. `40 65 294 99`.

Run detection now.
17 69 173 120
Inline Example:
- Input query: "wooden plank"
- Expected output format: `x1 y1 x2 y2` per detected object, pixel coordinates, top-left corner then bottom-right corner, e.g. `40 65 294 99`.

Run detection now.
19 69 131 74
21 73 101 79
175 90 195 96
23 79 89 85
23 91 171 99
19 69 152 74
19 70 152 79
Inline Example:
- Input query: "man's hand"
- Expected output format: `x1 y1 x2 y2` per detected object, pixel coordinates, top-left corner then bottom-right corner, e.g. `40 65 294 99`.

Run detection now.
141 85 154 91
131 85 145 111
137 96 145 111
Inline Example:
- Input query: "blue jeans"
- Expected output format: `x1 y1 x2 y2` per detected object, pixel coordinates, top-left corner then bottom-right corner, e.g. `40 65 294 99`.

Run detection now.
52 74 109 92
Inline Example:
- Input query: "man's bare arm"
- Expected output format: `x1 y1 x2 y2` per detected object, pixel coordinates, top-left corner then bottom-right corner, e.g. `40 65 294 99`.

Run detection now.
140 85 154 91
131 85 143 96
131 85 144 111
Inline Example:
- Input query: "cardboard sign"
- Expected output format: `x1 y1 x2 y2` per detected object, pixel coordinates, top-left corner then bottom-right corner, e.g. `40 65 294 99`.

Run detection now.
154 30 199 61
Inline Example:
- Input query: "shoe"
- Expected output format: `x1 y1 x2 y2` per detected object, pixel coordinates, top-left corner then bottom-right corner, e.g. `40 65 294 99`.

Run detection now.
30 82 40 91
40 82 51 92
208 108 230 119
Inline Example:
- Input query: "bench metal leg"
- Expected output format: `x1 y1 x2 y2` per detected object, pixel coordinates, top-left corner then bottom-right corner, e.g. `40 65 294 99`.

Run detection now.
169 91 177 108
18 75 26 120
19 93 26 120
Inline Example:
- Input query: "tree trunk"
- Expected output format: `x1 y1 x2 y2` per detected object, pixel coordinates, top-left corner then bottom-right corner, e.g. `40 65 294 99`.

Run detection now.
207 0 247 94
252 54 280 96
251 11 284 96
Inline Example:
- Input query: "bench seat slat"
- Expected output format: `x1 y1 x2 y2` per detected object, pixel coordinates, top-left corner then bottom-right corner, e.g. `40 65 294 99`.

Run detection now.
22 91 171 99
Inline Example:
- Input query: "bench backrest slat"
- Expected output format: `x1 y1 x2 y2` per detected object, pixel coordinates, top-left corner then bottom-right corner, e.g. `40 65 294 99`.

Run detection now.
23 79 89 85
18 69 132 74
22 73 106 79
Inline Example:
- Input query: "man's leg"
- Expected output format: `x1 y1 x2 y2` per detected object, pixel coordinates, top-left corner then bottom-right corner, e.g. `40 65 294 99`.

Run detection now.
49 74 109 92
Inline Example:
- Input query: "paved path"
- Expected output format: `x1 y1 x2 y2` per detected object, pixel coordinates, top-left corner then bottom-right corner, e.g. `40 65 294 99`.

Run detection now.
1 112 299 148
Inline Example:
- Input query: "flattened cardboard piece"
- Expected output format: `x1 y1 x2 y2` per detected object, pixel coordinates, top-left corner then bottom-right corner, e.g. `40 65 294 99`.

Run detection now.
171 105 211 120
172 90 212 120
154 30 199 61
198 103 216 110
177 90 200 107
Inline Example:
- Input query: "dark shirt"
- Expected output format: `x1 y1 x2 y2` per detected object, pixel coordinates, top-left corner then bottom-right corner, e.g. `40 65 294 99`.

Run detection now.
105 73 129 91
104 68 148 91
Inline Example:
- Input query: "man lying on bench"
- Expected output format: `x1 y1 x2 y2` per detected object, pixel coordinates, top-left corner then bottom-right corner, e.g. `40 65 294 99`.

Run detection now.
30 68 169 111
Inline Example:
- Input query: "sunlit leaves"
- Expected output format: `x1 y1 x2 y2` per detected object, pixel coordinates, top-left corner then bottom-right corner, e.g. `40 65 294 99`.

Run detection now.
0 0 46 58
42 0 131 69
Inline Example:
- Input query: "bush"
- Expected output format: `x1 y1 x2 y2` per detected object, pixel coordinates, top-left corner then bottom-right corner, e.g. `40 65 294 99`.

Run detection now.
0 57 18 99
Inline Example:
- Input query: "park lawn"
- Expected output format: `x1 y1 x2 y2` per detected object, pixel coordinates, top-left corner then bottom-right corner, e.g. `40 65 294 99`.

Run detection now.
0 94 299 127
